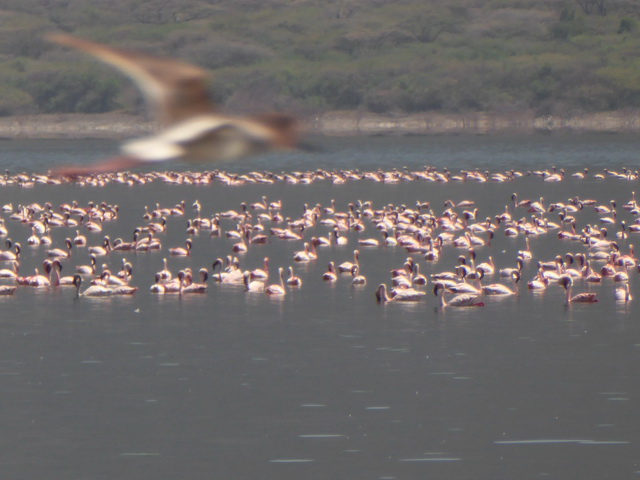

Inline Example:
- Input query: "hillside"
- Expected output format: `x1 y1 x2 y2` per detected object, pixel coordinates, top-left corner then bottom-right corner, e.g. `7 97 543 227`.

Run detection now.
0 0 639 121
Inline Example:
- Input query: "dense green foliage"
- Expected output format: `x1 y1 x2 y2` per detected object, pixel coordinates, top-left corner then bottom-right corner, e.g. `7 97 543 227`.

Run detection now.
0 0 639 117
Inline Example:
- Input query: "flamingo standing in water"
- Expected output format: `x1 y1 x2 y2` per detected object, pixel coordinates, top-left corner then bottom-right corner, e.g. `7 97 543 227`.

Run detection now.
212 257 244 284
350 265 367 286
338 249 360 273
286 266 303 287
481 271 520 296
46 238 74 259
433 282 484 308
0 260 19 280
250 257 270 280
243 270 265 293
50 260 77 286
558 275 598 304
17 265 50 287
322 262 338 282
375 283 425 303
73 274 137 296
615 283 632 302
0 242 20 262
72 274 113 296
169 239 192 256
265 267 286 296
180 269 208 294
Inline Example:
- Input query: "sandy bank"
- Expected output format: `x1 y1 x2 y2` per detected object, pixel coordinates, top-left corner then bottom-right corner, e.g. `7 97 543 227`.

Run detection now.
1 110 640 139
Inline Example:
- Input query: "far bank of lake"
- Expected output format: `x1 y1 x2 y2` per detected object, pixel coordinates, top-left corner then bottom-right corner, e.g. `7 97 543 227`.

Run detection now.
1 109 640 139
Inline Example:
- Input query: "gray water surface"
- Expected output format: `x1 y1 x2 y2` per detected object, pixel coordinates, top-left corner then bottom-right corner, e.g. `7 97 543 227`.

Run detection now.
0 134 638 480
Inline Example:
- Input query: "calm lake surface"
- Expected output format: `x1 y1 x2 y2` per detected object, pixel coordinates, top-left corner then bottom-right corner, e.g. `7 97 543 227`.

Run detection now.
0 134 638 480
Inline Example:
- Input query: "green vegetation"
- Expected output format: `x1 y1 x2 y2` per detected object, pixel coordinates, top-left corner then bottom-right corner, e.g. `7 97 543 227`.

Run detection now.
0 0 639 117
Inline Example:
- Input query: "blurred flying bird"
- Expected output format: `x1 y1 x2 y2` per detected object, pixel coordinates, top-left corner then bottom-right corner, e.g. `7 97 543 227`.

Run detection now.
47 34 300 176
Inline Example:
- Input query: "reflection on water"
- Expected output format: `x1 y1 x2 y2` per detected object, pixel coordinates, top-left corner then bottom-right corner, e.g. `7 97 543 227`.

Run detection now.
0 135 638 480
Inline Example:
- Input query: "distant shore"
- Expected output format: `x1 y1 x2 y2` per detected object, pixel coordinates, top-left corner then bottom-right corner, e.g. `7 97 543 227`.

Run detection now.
2 110 640 139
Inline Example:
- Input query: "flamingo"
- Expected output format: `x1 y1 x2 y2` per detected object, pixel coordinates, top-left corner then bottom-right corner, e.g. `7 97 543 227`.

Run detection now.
72 274 113 297
412 263 428 286
433 282 484 308
474 255 495 276
358 236 380 247
46 238 73 259
558 275 598 304
375 283 425 303
527 269 549 290
149 274 168 294
169 239 192 256
156 258 172 281
151 269 188 294
88 236 111 256
212 257 244 284
332 229 348 246
481 271 520 296
243 271 265 293
518 237 533 260
73 229 87 246
0 260 19 280
350 265 367 286
232 231 249 253
26 227 41 246
286 266 303 287
0 219 8 237
265 267 286 296
181 269 208 294
615 283 632 302
338 249 360 273
50 260 77 286
17 266 50 287
95 270 128 287
0 242 20 262
293 242 314 262
250 257 270 280
582 260 602 283
322 262 338 282
499 258 524 277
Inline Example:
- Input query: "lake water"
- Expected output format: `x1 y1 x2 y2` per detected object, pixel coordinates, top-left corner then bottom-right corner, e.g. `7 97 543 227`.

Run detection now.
0 134 638 479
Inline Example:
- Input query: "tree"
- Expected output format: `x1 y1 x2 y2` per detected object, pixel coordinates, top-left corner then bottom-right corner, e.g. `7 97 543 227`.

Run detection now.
575 0 608 16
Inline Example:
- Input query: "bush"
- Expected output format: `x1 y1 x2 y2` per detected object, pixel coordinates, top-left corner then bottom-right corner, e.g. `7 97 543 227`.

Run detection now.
24 66 121 113
0 86 34 116
179 38 271 69
618 18 636 34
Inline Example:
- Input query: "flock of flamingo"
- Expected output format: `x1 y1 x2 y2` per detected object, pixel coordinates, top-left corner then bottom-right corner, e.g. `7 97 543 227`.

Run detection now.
3 34 627 307
0 164 636 308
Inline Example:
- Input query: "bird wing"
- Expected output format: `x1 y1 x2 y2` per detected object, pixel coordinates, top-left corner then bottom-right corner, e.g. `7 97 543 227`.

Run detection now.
47 33 213 126
121 115 279 163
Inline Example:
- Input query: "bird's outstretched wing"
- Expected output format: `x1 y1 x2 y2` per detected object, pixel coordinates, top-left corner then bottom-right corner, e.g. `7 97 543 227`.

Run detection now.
52 156 148 178
47 33 213 126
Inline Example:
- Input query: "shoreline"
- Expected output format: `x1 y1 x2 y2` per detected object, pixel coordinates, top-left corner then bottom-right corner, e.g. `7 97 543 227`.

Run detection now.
1 110 640 139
